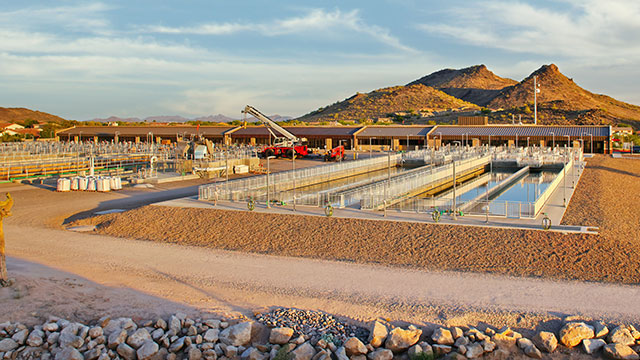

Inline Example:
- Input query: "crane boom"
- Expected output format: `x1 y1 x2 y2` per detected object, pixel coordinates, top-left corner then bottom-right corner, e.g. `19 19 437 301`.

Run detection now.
242 105 300 146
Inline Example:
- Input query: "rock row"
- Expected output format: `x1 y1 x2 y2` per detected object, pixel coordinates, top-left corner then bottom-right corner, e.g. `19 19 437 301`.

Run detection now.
0 311 639 360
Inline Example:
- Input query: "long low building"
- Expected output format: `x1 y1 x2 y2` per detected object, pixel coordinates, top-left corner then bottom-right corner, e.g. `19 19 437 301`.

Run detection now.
57 124 613 153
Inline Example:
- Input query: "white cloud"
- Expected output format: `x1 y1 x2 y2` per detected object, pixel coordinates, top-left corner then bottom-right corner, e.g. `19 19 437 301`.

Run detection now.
417 0 640 63
142 8 416 53
0 2 113 35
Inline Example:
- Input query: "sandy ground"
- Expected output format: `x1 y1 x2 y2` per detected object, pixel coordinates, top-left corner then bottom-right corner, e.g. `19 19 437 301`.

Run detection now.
2 155 640 336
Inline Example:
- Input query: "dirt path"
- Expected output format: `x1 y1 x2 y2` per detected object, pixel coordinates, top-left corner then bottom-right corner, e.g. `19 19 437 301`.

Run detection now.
5 223 640 329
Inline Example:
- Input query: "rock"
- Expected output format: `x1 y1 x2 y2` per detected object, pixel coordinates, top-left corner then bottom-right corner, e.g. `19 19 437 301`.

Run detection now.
407 344 422 359
454 337 469 348
368 321 388 348
156 318 167 330
366 348 392 360
524 345 542 359
225 345 239 358
603 344 640 360
593 321 609 339
609 326 637 346
169 316 181 334
220 322 252 347
517 338 534 350
107 329 127 349
465 343 484 359
204 319 221 329
492 327 522 347
448 353 467 360
59 332 84 349
88 327 103 339
291 342 316 360
385 327 422 352
335 346 349 360
11 329 28 345
117 343 136 360
432 328 455 346
84 347 102 360
558 322 594 348
269 328 293 345
188 346 203 360
532 331 557 353
451 327 463 339
466 329 486 342
137 340 159 360
292 335 305 345
55 347 84 360
0 339 18 352
43 323 60 332
188 326 198 336
432 344 452 357
241 347 264 360
481 340 496 352
169 337 186 353
458 345 467 355
26 329 45 347
420 343 434 357
151 328 164 341
344 337 367 356
582 339 607 354
127 328 152 349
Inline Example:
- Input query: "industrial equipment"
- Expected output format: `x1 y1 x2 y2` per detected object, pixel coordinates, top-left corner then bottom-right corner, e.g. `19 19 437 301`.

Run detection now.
241 105 309 158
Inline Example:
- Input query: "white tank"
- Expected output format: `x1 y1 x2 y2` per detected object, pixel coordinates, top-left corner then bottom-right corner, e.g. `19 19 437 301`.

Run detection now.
113 177 122 190
87 177 97 191
57 178 71 192
109 176 117 189
96 177 109 192
78 177 88 191
71 177 80 191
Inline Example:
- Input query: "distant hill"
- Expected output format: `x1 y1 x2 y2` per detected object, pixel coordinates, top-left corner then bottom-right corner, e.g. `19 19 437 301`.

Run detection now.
297 84 478 123
408 65 517 106
0 107 69 125
487 64 640 128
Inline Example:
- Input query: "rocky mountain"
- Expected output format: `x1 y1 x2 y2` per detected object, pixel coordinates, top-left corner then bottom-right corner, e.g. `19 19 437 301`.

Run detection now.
297 84 478 123
487 64 640 128
408 65 518 106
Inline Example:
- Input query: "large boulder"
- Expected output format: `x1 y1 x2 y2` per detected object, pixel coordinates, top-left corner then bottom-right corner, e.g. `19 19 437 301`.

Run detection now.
431 328 454 346
582 339 606 355
55 347 84 360
117 343 137 360
558 322 594 348
0 338 18 352
126 328 152 349
368 321 388 348
367 348 392 360
137 340 160 360
603 344 640 360
532 331 557 353
220 322 253 347
344 337 368 356
291 342 316 360
385 326 422 352
609 326 636 346
269 327 294 345
465 343 484 359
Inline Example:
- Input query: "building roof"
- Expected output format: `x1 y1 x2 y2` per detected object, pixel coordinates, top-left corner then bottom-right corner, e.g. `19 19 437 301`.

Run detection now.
231 126 361 138
429 125 610 138
57 126 236 137
358 126 435 138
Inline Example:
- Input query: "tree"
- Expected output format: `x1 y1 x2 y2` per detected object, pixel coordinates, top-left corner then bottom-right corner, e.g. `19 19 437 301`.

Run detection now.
0 193 14 287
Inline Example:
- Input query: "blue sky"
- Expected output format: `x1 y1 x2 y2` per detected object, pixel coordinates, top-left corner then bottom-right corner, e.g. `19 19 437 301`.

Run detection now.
1 0 639 120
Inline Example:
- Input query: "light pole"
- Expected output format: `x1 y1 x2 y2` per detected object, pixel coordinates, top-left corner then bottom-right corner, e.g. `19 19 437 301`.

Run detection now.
515 133 518 148
550 132 554 149
266 156 275 208
384 149 391 217
451 141 461 220
115 131 120 143
527 137 530 148
534 75 540 125
565 135 571 149
406 134 410 152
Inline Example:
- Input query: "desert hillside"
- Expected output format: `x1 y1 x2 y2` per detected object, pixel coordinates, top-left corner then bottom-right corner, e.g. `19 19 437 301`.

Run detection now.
408 64 517 106
297 84 478 124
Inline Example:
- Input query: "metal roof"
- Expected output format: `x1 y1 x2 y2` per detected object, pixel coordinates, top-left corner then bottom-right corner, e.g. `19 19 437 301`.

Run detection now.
429 125 610 138
57 126 235 137
231 126 361 138
358 126 435 138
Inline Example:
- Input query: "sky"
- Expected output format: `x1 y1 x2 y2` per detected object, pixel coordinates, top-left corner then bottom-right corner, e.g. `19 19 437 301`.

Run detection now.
1 0 639 120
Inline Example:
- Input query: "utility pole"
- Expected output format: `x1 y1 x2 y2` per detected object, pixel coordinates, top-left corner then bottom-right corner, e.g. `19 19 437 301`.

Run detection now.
534 76 540 125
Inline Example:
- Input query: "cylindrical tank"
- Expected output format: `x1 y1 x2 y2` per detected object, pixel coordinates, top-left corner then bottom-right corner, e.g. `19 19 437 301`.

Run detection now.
97 177 111 192
78 177 88 191
113 177 122 190
87 177 97 191
56 178 71 192
109 177 117 189
71 177 80 191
